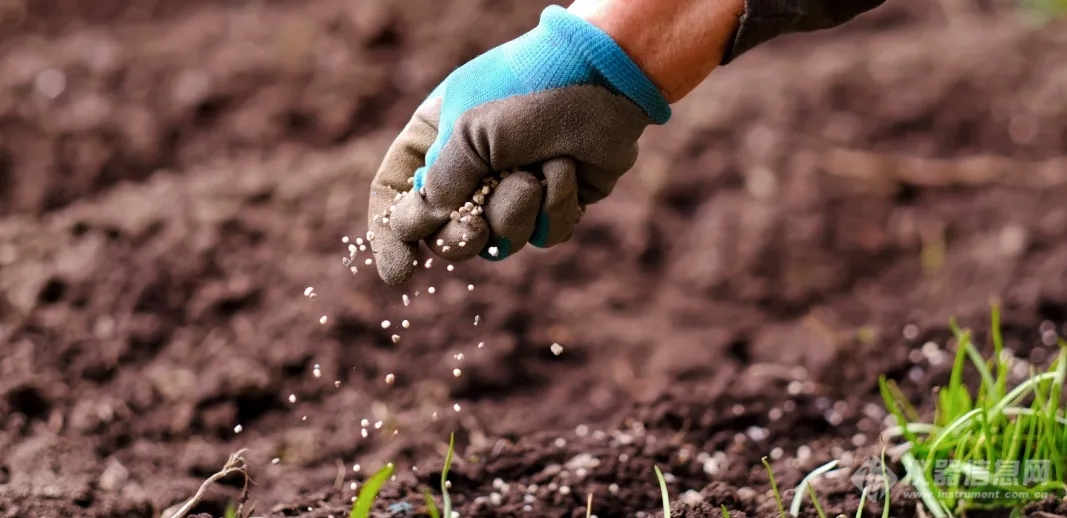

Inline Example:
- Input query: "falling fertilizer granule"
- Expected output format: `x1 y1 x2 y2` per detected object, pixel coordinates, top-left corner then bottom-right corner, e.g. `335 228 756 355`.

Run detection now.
551 343 564 355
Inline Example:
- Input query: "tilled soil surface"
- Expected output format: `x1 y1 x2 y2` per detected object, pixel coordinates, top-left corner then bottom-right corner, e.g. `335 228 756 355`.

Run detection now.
2 1 1067 517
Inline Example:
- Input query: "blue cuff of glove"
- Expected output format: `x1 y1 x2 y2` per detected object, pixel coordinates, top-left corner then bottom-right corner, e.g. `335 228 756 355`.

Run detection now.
536 6 672 125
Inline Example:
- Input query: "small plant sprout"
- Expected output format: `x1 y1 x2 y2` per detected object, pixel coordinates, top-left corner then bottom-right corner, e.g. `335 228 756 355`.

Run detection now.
425 432 457 518
789 459 839 517
654 465 671 518
880 304 1067 516
349 462 394 518
761 457 787 517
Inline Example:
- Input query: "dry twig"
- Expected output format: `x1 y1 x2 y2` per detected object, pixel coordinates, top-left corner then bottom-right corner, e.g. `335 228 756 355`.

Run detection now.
162 449 250 518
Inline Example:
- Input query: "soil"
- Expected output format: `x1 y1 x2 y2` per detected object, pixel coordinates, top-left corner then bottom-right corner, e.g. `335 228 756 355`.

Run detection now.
2 1 1067 517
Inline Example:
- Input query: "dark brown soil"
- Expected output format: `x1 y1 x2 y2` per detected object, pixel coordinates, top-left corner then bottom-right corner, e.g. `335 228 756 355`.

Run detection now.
2 1 1067 517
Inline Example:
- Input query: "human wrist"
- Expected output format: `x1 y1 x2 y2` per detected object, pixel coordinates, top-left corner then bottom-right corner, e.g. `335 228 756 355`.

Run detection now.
567 0 744 103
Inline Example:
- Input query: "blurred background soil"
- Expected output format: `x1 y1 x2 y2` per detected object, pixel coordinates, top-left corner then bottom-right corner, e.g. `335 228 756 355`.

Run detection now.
1 0 1066 516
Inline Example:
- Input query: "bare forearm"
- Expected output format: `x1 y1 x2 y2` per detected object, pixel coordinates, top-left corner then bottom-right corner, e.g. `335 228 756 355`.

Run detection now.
568 0 745 103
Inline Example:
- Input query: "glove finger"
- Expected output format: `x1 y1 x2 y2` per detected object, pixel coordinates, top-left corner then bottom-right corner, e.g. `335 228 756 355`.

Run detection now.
530 157 580 248
368 185 419 286
481 170 543 261
389 136 492 242
424 212 491 262
367 99 440 286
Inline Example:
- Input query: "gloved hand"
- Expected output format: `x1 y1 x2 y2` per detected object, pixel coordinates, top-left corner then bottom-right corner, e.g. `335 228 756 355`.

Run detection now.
366 5 671 286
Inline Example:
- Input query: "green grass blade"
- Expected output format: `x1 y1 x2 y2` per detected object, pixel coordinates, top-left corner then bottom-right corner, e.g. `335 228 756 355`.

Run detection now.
424 490 440 518
880 448 891 518
853 484 869 518
990 303 1008 400
879 376 919 443
789 460 839 517
761 456 787 518
902 453 949 518
224 504 237 518
441 432 455 518
654 465 671 518
350 462 395 518
806 483 827 518
721 505 732 518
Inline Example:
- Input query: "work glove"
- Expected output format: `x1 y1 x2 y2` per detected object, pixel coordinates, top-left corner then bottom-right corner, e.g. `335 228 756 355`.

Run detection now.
366 5 671 286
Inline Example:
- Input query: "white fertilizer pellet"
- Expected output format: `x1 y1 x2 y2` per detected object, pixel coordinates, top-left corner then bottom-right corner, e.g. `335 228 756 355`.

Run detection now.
381 320 391 329
401 320 410 328
551 343 563 355
453 368 461 377
319 316 328 325
385 373 395 384
488 246 499 257
391 335 400 343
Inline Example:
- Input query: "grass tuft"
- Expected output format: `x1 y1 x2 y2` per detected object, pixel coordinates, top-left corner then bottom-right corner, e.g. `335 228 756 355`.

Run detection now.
349 462 395 518
881 304 1067 515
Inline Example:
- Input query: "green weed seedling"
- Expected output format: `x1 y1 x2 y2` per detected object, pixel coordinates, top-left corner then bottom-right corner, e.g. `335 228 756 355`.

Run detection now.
654 465 671 518
880 305 1067 516
349 462 395 518
425 432 456 518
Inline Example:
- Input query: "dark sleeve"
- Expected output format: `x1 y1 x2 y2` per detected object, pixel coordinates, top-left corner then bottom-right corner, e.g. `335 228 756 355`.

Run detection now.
720 0 887 64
